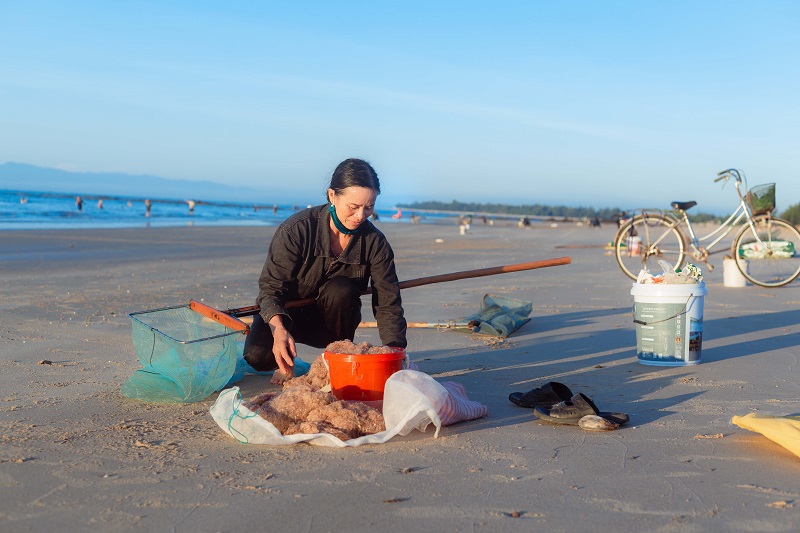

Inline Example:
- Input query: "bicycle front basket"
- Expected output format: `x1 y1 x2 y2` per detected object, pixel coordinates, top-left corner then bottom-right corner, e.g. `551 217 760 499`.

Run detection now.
747 183 776 215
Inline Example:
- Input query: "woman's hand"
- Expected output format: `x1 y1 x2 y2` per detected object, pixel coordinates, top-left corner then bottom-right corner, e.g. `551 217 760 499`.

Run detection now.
268 315 296 374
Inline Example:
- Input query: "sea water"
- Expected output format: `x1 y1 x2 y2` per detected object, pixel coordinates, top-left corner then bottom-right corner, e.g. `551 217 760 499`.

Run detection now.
1 189 449 230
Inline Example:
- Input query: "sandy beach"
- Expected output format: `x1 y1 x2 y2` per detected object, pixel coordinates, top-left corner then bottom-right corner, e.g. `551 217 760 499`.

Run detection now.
2 220 800 532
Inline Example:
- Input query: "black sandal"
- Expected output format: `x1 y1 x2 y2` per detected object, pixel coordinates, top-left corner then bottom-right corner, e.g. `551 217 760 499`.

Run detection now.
508 381 573 408
533 393 629 426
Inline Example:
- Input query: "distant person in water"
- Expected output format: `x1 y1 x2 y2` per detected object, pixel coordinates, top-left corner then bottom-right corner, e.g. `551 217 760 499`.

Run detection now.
75 196 83 211
243 158 407 375
97 199 103 209
186 199 196 214
272 204 278 215
144 198 152 217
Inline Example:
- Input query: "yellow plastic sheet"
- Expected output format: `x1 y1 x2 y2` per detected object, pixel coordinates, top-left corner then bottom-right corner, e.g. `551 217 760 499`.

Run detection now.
731 413 800 459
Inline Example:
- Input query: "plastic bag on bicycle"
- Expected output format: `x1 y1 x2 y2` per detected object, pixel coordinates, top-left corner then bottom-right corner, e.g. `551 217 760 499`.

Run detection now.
738 240 795 260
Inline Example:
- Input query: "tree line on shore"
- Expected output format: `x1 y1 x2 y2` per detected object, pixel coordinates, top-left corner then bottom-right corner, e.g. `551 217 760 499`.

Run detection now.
400 199 800 225
397 200 718 223
783 203 800 225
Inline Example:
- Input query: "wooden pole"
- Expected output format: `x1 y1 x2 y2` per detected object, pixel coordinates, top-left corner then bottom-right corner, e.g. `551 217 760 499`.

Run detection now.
227 256 571 318
358 320 473 329
189 299 250 332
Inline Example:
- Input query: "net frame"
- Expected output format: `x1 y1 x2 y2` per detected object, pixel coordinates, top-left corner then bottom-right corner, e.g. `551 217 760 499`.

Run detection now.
129 304 244 344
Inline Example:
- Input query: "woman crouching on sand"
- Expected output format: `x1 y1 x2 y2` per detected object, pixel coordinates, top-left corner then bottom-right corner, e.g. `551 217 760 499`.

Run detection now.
243 158 407 375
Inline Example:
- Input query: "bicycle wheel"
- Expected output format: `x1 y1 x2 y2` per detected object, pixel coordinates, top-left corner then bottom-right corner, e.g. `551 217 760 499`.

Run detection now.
733 216 800 287
615 213 686 280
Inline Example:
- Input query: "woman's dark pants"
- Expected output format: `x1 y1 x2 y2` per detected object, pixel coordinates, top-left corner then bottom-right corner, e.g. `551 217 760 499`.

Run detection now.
243 277 362 371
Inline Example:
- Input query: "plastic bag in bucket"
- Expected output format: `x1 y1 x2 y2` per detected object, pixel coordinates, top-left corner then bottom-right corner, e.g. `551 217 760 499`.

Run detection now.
631 281 707 366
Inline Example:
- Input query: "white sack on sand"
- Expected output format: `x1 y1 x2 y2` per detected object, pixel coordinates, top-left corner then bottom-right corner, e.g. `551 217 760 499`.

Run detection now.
210 370 445 448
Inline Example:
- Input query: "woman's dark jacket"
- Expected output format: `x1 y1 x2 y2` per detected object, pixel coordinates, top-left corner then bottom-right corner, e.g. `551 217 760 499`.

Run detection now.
256 204 407 348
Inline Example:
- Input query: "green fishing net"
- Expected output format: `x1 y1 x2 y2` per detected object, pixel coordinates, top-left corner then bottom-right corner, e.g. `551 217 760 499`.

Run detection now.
122 305 241 403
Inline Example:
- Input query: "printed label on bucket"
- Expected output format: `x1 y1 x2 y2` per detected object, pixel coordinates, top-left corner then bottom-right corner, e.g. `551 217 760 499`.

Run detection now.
635 301 702 364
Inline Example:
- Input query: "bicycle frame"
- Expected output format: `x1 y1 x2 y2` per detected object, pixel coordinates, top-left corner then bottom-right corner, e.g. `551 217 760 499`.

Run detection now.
676 173 765 265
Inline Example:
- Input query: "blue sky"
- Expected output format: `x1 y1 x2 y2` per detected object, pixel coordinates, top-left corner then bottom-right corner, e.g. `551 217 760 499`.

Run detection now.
2 1 799 213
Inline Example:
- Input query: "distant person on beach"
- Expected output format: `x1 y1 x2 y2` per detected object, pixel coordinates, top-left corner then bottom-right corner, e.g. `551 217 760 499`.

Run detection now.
243 158 407 375
144 198 152 217
458 214 471 235
75 196 83 211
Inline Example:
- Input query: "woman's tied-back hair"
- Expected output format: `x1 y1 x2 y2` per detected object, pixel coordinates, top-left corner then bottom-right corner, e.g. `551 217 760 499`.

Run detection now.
328 158 381 199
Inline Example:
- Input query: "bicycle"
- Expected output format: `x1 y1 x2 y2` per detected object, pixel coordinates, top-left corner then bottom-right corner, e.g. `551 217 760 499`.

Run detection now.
613 169 800 287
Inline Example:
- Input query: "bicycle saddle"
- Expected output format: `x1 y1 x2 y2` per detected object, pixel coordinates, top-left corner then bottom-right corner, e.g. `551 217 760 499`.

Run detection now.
671 201 697 211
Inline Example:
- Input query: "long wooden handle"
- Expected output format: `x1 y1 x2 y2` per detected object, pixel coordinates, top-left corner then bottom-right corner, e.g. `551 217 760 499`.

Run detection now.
190 299 250 332
358 320 474 329
228 256 571 317
396 256 571 289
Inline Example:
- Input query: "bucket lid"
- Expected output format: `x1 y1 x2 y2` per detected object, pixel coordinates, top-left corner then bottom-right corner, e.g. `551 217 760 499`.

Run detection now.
630 281 707 297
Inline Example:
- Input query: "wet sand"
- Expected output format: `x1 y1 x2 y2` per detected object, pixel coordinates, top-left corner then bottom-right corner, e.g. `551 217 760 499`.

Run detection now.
2 221 800 531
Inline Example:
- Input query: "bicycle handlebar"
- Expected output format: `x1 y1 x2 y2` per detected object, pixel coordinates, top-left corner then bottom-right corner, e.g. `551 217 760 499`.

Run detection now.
715 168 742 183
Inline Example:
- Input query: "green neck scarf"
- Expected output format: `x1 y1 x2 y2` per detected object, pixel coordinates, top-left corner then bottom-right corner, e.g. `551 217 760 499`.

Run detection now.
329 203 357 235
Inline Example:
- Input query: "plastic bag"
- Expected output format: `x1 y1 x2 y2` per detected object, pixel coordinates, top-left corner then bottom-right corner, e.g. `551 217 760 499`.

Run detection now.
732 413 800 459
210 370 448 447
636 261 703 285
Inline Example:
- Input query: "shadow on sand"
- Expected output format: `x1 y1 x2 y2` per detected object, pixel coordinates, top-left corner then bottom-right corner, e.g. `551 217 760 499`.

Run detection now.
417 305 800 432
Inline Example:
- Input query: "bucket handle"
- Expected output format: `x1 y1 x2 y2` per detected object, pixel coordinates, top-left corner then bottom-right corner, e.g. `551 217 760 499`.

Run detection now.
633 295 693 326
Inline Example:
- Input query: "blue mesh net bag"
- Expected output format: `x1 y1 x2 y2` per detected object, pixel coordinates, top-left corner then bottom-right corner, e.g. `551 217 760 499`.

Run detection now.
463 293 532 337
122 305 241 403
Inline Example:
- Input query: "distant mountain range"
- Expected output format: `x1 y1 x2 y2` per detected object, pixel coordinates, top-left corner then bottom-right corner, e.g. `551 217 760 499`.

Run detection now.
0 162 293 204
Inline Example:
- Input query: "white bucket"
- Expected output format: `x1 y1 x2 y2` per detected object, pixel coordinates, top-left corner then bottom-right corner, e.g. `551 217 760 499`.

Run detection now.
631 282 708 366
723 257 748 287
627 235 642 256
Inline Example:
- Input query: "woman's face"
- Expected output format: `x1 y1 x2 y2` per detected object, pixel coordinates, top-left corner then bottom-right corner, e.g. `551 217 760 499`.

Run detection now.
329 186 377 231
